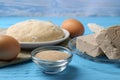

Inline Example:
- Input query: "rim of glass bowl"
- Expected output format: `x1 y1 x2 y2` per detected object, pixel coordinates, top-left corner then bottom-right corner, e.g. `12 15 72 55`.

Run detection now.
31 46 73 63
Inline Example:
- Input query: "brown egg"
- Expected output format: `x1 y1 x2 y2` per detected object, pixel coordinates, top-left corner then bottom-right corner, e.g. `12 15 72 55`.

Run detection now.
0 35 21 61
62 19 84 37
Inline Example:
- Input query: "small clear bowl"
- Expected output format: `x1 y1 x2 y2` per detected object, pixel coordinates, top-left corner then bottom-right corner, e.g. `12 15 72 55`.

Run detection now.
31 46 73 74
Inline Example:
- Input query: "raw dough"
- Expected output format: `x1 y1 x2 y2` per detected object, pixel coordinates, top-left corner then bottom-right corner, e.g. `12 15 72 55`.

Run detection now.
6 20 64 42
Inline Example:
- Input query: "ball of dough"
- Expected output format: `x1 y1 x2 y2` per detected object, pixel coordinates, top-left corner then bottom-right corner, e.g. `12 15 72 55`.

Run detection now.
6 20 64 42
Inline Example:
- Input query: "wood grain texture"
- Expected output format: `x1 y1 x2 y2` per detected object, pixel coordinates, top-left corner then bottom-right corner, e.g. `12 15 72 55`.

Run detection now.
0 0 120 16
0 17 120 80
0 50 31 67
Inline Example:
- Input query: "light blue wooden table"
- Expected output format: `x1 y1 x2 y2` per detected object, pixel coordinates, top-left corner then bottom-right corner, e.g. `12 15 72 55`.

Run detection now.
0 0 120 17
0 17 120 80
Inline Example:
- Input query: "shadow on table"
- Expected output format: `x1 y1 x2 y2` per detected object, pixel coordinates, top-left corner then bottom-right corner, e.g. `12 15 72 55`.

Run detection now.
115 63 120 68
42 65 80 80
0 60 32 69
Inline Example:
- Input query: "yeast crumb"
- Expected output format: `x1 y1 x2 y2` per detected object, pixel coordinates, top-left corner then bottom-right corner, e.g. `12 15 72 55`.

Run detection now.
35 50 70 61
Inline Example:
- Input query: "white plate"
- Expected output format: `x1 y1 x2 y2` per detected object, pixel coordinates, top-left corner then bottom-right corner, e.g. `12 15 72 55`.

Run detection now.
0 29 70 49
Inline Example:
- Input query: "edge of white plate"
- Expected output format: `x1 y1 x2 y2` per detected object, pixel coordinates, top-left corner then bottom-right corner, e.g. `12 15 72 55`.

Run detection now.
20 29 70 44
0 28 70 49
20 29 70 49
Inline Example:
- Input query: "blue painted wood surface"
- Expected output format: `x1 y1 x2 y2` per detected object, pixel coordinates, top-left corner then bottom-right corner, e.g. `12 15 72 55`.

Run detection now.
0 17 120 80
0 0 120 16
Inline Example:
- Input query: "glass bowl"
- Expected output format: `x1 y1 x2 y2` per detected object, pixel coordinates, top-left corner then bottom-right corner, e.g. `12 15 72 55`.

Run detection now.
31 46 73 74
68 38 120 63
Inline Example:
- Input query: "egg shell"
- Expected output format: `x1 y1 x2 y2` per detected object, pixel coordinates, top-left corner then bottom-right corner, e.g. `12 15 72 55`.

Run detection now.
62 19 84 37
0 35 21 61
